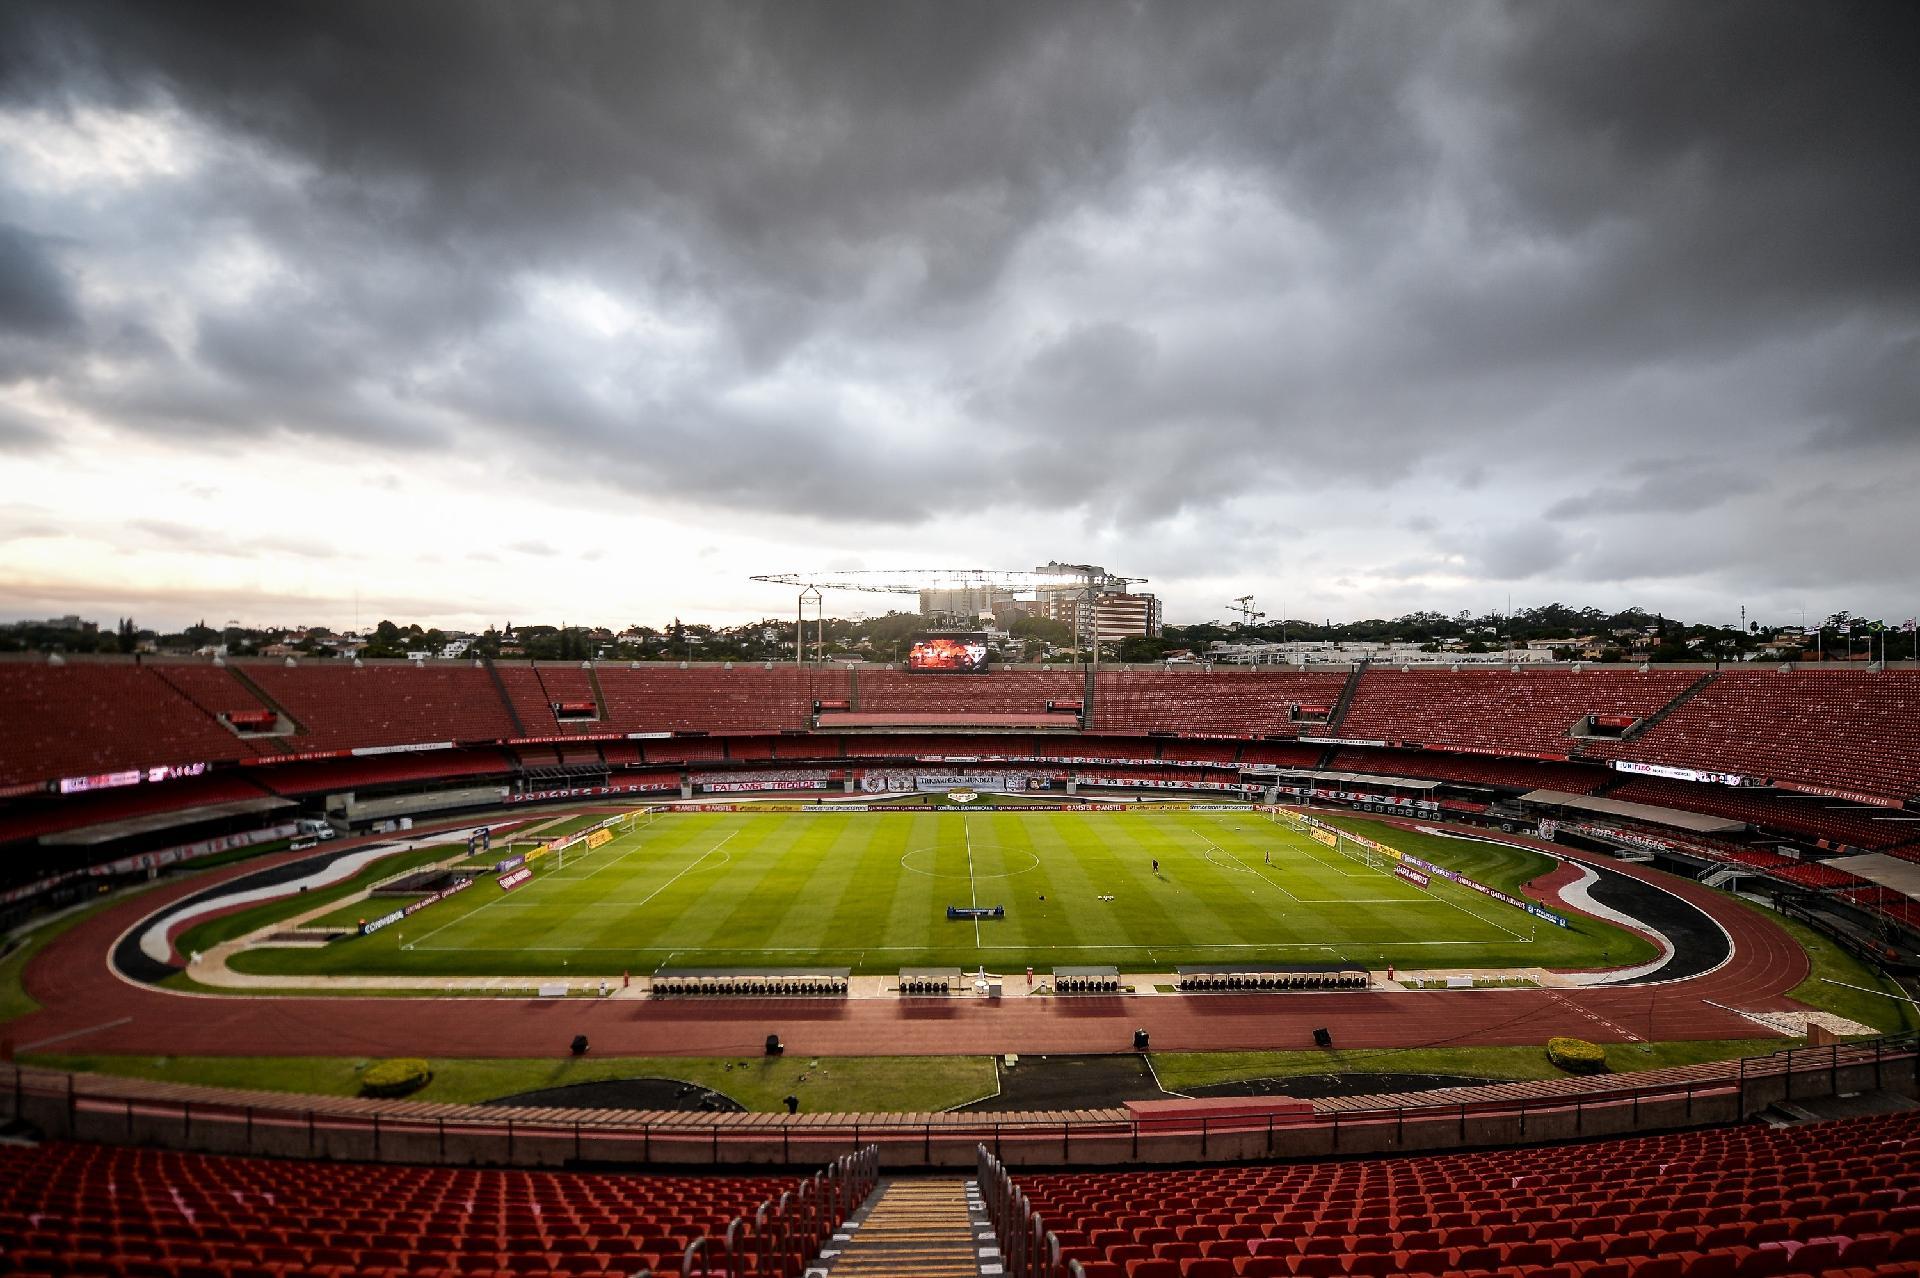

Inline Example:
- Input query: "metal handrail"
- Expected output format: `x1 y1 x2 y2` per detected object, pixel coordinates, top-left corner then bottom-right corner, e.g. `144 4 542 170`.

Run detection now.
5 1034 1913 1162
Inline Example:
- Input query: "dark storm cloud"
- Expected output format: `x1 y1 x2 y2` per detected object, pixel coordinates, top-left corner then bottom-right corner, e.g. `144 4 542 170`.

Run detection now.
0 0 1915 602
0 223 76 335
0 404 53 453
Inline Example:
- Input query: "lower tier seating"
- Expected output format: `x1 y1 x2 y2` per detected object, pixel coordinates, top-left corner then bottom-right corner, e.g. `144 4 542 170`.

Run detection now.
1011 1110 1920 1278
0 1140 804 1278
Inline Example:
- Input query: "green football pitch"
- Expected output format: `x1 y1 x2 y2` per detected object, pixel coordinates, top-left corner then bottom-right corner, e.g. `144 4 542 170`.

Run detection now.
229 810 1657 978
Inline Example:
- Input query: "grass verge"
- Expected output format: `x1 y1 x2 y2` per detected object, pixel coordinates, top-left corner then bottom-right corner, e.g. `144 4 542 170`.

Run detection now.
1728 897 1919 1036
1151 1038 1801 1092
24 1052 996 1113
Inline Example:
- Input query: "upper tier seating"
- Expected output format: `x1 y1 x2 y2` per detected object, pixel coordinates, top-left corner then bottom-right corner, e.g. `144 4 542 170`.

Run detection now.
856 669 1082 713
537 664 600 716
1340 669 1701 757
0 665 254 788
1607 670 1920 803
3 664 1918 825
246 665 517 750
0 1140 802 1278
594 665 846 733
493 664 572 735
1091 671 1351 736
1330 747 1615 794
149 664 280 745
1012 1110 1920 1278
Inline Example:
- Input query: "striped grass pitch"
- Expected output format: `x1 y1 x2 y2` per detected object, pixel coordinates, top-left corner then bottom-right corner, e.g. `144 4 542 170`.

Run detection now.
231 810 1651 978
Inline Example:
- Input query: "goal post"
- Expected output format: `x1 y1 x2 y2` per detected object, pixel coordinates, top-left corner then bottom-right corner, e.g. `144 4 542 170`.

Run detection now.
1266 805 1309 834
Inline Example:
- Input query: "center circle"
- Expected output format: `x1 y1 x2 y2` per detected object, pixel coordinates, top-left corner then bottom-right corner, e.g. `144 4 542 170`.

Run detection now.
898 844 1042 881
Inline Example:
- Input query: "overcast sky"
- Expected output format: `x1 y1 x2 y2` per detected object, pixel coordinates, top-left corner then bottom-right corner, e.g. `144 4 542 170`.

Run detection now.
1 1 1915 634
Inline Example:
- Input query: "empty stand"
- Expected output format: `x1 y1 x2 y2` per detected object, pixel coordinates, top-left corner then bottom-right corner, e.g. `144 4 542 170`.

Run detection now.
1330 747 1615 794
1092 671 1350 736
1340 669 1701 758
988 1109 1920 1278
595 665 846 734
0 664 256 788
246 664 517 750
856 669 1082 714
1610 670 1920 803
1609 774 1910 850
150 664 283 744
492 664 586 735
0 1140 816 1278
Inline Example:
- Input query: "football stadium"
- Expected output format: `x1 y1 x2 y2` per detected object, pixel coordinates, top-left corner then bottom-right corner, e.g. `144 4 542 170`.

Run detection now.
5 2 1920 1277
4 659 1920 1275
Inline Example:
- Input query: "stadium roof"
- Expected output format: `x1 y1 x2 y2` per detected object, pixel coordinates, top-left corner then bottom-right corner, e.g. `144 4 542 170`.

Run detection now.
1825 853 1920 899
41 796 296 847
1516 790 1745 835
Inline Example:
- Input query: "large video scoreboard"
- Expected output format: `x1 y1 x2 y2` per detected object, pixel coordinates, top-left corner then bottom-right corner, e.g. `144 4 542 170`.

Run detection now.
907 631 990 673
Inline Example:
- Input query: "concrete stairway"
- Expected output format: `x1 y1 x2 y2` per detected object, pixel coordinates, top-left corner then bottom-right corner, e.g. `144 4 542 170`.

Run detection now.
815 1176 994 1278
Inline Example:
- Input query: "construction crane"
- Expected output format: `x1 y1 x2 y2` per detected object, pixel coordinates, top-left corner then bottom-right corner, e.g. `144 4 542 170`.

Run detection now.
1229 595 1267 628
751 564 1147 666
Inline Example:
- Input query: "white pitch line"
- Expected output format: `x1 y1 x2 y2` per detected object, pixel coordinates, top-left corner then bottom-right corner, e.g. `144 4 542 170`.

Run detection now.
622 830 740 916
17 1016 134 1053
964 815 980 948
546 821 673 885
406 826 721 949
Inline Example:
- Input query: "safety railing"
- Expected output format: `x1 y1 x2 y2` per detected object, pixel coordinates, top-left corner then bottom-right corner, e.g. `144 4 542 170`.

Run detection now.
3 1034 1913 1168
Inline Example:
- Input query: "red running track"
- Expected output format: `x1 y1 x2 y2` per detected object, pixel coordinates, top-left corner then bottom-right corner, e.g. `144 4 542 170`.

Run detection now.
5 817 1810 1061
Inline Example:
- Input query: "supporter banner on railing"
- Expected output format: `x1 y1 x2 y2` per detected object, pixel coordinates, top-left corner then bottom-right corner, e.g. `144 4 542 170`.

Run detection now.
508 732 627 745
1772 779 1904 808
506 780 678 803
1076 776 1254 793
248 748 353 765
1297 737 1388 748
703 779 827 792
498 867 533 892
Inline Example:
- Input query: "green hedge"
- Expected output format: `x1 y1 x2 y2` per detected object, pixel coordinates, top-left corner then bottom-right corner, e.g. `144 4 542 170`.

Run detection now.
361 1058 432 1097
1546 1037 1608 1074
